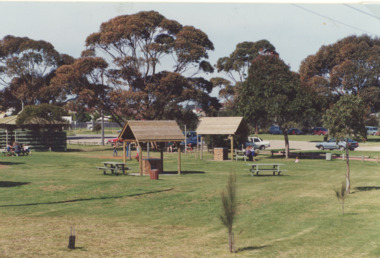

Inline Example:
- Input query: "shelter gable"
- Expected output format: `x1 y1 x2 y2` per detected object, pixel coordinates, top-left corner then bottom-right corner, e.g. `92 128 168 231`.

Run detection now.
196 117 248 136
118 120 185 142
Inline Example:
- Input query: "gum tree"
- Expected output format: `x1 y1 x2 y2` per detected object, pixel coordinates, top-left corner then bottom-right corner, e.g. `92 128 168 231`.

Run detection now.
239 54 311 158
54 11 219 124
0 35 74 112
300 35 380 113
214 40 276 132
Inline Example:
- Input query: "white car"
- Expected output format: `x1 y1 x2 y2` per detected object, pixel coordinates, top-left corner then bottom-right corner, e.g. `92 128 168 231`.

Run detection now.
246 137 270 150
365 126 378 136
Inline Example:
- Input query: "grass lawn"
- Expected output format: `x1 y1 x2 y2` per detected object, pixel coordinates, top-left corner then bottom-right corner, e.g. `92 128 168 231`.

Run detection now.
0 145 380 257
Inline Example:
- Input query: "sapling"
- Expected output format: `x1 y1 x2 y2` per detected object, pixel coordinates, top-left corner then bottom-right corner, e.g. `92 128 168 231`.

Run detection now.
220 172 237 253
334 181 348 216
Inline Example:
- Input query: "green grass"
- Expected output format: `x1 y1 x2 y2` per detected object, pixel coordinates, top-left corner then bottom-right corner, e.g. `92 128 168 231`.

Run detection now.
0 146 380 256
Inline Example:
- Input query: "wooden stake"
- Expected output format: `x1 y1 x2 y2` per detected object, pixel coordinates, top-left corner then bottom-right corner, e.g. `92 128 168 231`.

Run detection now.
68 227 76 249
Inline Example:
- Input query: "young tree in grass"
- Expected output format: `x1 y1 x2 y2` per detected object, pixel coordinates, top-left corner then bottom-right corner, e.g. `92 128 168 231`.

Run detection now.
323 95 367 193
220 172 237 253
334 181 348 216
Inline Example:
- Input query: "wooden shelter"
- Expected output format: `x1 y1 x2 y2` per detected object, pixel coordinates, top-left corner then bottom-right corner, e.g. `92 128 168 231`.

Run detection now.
118 120 185 175
0 115 68 151
196 117 249 161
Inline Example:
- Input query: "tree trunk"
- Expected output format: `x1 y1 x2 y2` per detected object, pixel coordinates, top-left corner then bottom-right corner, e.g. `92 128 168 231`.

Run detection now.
255 123 259 135
345 139 351 194
228 231 235 253
284 132 290 159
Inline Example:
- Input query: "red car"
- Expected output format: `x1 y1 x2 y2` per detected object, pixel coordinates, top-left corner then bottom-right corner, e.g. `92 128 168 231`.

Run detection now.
312 127 328 135
107 138 123 144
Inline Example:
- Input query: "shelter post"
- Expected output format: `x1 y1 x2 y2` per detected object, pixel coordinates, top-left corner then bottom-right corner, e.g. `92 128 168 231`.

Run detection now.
197 133 200 160
138 142 143 176
128 143 132 160
123 141 126 163
200 136 203 160
178 142 181 175
230 135 234 161
160 145 164 173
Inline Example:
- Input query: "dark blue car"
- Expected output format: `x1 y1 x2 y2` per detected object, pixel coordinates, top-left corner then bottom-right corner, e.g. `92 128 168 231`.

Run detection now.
269 125 282 135
287 128 304 135
180 131 201 146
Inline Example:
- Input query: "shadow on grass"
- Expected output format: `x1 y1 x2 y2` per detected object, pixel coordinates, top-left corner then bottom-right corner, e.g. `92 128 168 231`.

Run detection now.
0 188 174 208
162 171 205 175
66 148 110 153
0 161 26 166
236 245 269 253
354 186 380 192
0 181 30 187
253 174 288 177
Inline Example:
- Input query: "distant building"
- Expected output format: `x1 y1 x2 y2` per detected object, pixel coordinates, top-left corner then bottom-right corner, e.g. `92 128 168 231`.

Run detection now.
258 48 279 57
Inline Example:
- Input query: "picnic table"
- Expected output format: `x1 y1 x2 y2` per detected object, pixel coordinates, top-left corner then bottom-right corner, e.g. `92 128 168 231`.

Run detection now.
0 148 8 156
248 163 285 176
234 149 247 161
0 147 29 156
97 161 130 175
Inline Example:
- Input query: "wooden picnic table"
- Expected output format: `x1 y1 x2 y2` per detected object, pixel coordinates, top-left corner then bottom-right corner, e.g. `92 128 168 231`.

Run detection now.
98 161 129 175
247 163 285 176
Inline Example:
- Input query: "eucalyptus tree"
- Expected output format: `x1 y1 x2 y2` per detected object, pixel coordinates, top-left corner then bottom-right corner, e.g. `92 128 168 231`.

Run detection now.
299 34 380 112
54 11 219 125
214 40 276 133
0 35 74 113
240 54 311 158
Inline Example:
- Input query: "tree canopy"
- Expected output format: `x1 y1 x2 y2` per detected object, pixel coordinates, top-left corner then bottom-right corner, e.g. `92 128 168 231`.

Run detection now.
0 35 74 113
53 11 219 125
299 34 380 111
16 103 68 126
242 54 311 157
214 40 277 130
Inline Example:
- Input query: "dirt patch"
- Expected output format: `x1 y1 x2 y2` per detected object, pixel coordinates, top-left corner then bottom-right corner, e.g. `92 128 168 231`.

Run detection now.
0 165 7 169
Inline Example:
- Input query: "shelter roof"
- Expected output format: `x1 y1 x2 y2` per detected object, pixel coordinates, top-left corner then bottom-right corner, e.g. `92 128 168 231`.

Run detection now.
0 115 68 128
118 120 185 142
0 115 17 125
196 117 248 135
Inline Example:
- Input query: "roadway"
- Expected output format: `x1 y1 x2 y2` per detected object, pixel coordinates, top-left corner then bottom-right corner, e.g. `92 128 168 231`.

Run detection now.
67 135 380 151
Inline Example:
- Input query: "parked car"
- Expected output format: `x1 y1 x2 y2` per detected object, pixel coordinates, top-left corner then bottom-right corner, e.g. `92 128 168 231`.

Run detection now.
315 138 359 151
180 131 202 147
269 125 282 135
312 127 328 135
287 128 304 135
107 138 123 144
246 136 270 150
365 126 378 136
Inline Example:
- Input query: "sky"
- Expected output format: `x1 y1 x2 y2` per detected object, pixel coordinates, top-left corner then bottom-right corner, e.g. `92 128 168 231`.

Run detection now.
0 1 380 79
